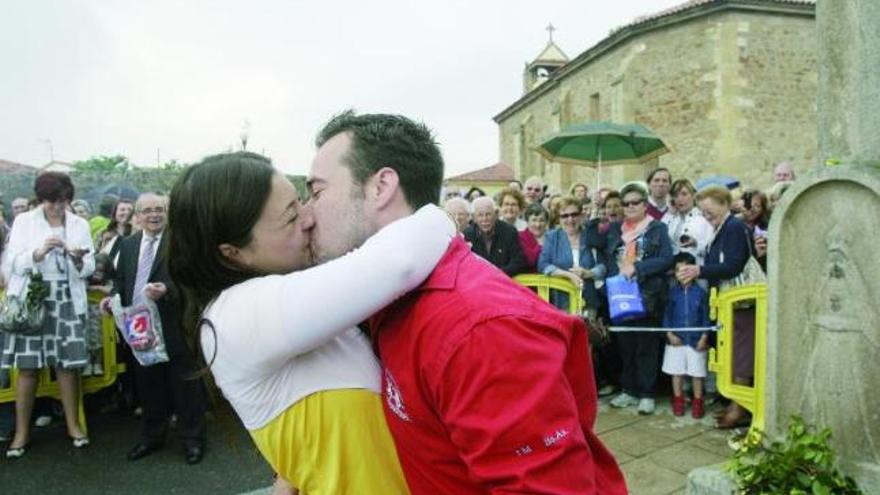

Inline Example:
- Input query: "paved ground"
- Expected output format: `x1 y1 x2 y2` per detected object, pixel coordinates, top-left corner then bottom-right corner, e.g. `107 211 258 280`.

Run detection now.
0 395 735 494
596 396 736 495
0 404 273 495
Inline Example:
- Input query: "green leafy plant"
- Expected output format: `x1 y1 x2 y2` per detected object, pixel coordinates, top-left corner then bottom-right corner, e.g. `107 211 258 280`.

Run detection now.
726 416 862 494
26 270 50 310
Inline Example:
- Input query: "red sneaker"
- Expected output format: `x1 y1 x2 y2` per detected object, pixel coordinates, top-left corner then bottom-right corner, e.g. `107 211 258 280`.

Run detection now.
672 395 686 416
692 397 705 419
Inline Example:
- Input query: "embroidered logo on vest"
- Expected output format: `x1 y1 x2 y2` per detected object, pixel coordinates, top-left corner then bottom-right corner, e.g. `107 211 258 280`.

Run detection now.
384 368 411 422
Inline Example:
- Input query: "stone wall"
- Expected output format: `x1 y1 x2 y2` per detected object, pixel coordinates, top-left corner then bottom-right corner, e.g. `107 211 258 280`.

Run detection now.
497 9 817 193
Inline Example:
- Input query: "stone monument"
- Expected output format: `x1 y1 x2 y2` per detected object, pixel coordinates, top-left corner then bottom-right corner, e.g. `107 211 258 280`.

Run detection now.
765 0 880 492
689 1 880 493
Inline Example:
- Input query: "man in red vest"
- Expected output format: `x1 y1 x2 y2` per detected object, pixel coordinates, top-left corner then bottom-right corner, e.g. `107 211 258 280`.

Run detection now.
305 110 627 495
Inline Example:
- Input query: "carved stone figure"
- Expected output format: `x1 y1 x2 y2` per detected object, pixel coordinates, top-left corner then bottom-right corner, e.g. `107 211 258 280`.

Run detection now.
799 226 879 466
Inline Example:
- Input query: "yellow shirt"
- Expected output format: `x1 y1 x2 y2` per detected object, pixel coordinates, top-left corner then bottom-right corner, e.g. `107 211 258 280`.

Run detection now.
250 388 410 494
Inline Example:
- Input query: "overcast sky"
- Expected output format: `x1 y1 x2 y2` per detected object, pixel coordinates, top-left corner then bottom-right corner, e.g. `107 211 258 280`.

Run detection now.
1 0 683 177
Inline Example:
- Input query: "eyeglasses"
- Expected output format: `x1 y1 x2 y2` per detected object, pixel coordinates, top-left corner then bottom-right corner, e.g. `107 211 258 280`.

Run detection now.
558 212 581 219
526 187 542 192
138 207 166 215
622 200 644 207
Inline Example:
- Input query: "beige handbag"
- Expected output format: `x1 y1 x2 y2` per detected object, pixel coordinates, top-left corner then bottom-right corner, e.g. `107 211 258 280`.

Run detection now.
718 228 767 291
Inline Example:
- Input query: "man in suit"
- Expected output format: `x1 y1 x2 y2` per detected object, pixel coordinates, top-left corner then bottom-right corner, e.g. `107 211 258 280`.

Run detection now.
102 193 206 465
463 196 528 277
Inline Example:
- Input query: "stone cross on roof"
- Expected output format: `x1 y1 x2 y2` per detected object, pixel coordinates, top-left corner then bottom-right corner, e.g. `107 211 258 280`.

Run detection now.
546 23 556 43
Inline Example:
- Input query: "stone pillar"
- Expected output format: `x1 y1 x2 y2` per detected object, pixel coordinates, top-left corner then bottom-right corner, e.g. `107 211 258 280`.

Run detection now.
817 1 880 166
765 1 880 492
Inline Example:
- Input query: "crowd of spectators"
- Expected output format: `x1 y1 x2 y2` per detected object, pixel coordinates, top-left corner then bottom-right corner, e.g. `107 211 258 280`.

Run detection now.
0 159 796 466
444 162 795 422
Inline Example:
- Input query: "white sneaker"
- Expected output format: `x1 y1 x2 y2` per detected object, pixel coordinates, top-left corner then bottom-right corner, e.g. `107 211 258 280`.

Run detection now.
638 398 656 415
34 415 52 427
609 392 638 408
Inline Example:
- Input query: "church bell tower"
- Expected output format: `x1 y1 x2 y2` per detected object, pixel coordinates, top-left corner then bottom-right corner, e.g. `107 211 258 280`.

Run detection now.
523 24 570 94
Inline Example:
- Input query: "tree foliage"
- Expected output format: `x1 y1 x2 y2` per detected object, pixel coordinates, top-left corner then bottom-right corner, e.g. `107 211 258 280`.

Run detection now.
72 154 131 173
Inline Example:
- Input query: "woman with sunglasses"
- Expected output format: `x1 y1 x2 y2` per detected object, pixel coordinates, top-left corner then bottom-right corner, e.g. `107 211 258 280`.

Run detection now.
604 182 674 415
538 196 606 313
1 172 95 458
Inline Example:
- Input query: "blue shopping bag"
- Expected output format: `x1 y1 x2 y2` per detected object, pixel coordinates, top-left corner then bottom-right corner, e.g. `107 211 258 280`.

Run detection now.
605 275 646 323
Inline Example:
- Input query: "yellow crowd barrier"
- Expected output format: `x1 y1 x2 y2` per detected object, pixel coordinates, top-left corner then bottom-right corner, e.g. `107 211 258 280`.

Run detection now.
517 275 769 435
514 274 584 315
708 283 768 433
0 290 126 435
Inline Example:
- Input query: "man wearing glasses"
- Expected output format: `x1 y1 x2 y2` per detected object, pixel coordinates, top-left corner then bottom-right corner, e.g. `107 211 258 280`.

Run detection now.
104 193 207 465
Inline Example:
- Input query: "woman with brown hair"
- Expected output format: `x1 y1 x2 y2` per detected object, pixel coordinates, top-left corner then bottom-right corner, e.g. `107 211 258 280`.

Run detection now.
1 172 95 457
663 179 713 264
98 198 134 261
167 152 454 493
497 187 527 231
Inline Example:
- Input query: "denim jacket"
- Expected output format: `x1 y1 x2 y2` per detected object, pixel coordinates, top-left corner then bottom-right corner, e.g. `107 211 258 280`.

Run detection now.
662 283 711 347
538 228 606 310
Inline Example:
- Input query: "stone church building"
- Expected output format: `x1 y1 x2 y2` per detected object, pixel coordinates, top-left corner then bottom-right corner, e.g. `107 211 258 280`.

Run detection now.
494 0 817 192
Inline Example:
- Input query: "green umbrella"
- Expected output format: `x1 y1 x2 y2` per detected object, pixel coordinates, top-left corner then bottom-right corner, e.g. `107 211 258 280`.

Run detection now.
536 121 670 189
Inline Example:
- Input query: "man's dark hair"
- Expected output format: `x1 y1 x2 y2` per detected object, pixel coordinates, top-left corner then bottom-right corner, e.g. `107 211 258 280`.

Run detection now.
646 167 672 184
315 110 444 209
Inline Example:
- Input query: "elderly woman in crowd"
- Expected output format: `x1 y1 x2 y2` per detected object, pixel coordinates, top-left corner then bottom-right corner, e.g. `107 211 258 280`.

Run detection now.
71 200 92 220
1 172 95 458
663 179 713 265
676 185 754 429
167 152 454 492
518 203 549 272
497 187 527 231
605 183 674 415
538 196 605 313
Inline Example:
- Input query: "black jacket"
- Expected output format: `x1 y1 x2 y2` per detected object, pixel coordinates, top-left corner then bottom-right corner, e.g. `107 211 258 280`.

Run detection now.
113 231 187 359
463 220 528 277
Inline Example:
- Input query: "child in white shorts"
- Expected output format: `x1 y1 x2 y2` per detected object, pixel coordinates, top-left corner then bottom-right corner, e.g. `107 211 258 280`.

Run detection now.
662 252 711 418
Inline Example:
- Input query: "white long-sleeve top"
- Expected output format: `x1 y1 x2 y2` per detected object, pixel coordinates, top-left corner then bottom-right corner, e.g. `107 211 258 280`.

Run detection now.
201 205 456 430
662 206 714 265
1 207 95 314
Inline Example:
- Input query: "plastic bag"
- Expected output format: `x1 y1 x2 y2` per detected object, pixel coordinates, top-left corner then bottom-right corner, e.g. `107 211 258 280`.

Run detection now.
110 294 169 366
605 274 647 323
